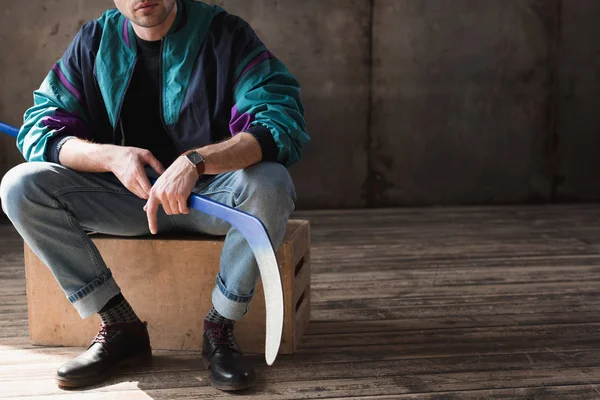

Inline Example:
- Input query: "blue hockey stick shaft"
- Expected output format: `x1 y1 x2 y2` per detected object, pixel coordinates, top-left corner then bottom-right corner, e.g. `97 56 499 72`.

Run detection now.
0 122 18 137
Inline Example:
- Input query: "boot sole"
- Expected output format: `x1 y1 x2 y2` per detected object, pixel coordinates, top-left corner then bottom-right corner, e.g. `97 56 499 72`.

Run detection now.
56 349 153 389
202 354 255 391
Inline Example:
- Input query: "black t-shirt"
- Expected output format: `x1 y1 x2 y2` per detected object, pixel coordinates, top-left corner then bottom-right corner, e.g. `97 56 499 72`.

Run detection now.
120 34 179 168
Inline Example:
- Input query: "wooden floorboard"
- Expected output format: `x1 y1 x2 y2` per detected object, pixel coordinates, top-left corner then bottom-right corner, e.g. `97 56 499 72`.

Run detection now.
1 205 600 399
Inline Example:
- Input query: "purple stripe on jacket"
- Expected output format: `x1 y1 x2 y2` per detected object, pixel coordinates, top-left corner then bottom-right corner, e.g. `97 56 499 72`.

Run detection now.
235 51 274 87
41 110 91 139
51 64 83 103
123 19 130 47
229 105 255 136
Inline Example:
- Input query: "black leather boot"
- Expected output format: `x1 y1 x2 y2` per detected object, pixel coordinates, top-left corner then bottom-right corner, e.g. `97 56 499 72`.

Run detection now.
56 321 152 389
202 320 256 391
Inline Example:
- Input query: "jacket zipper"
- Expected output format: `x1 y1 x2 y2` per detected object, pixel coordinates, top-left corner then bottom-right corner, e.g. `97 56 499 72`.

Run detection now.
113 58 138 145
159 39 181 154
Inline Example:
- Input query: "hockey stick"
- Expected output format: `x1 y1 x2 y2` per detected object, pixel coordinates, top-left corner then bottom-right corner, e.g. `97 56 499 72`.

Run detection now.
187 193 284 366
0 122 18 137
0 121 283 365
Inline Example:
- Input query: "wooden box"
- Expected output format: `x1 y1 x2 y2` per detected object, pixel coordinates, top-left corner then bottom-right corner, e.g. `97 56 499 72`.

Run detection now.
24 220 311 354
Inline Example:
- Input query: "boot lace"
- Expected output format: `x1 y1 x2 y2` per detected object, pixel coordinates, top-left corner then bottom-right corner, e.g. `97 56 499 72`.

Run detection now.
206 324 241 353
92 325 122 345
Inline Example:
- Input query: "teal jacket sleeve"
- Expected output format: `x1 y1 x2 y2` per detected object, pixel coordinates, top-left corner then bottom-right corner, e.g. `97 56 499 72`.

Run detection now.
229 19 310 168
18 29 91 162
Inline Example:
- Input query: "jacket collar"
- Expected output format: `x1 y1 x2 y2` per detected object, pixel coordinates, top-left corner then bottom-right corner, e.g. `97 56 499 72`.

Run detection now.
121 0 187 49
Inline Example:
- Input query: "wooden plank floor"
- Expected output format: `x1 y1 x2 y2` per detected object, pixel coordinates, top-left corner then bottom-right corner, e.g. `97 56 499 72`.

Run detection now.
2 205 600 399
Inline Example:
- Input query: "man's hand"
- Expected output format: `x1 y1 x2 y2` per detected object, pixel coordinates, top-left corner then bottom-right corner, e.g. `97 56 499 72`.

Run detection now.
143 155 200 234
108 146 165 200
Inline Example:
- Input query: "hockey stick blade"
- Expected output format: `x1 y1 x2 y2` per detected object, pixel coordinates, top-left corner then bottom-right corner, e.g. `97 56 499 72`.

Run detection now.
187 194 284 365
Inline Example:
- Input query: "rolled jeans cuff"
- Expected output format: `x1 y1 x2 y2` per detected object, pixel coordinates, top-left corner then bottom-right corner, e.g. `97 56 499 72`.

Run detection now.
70 274 121 319
211 275 254 321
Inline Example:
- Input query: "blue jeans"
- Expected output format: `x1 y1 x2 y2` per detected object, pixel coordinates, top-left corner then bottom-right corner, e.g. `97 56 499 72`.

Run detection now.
0 161 295 320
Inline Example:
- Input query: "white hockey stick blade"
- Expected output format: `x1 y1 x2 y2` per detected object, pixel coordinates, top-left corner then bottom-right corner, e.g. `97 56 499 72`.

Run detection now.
188 193 284 365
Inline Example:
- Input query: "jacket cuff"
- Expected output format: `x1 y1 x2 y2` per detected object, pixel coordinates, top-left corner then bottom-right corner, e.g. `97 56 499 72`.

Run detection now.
245 123 278 163
46 135 76 164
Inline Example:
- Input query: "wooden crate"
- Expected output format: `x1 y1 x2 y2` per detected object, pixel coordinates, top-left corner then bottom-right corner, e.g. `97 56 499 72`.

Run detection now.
24 220 311 355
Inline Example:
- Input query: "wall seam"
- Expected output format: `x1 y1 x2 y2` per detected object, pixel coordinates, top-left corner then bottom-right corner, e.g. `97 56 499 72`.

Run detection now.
365 0 376 208
549 0 562 200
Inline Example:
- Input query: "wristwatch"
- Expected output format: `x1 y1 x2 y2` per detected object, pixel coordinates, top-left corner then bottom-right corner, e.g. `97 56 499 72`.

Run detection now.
185 150 206 176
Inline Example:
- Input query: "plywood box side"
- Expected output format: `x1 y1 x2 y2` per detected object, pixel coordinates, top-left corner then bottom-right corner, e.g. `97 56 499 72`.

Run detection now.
24 220 311 354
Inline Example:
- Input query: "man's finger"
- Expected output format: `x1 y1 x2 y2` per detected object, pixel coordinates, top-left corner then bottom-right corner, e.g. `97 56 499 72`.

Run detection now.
169 198 181 215
130 182 148 200
143 152 165 175
137 174 152 197
145 197 159 235
161 195 173 215
177 198 189 215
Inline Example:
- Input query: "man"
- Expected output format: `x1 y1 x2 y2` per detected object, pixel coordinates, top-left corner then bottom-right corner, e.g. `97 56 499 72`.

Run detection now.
0 0 308 391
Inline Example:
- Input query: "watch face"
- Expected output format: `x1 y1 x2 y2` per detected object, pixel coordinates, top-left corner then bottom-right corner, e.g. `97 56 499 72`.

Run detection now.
187 151 204 165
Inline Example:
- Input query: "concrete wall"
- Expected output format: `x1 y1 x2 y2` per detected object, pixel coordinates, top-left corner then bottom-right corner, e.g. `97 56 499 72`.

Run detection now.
556 1 600 201
1 0 599 209
371 0 554 206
